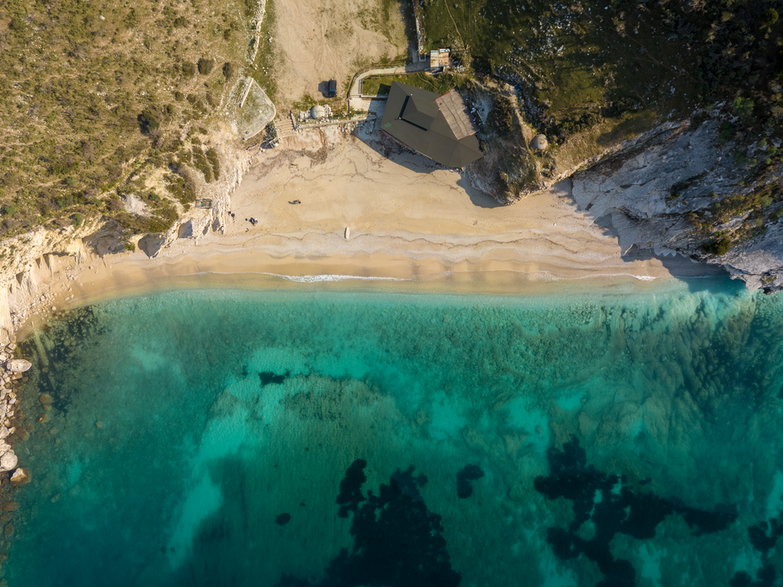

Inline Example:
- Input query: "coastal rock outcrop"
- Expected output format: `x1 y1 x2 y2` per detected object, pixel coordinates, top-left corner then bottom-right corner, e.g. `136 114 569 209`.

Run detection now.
5 359 31 373
571 119 783 292
138 233 166 258
10 467 29 486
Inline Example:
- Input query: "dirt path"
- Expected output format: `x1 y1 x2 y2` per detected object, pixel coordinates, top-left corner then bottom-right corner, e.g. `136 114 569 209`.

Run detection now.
273 0 408 107
347 62 429 111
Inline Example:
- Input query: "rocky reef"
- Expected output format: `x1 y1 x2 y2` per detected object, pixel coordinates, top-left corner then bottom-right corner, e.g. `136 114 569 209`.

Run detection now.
0 342 30 484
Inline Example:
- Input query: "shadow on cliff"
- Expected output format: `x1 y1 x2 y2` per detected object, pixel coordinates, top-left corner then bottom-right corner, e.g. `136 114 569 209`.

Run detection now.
589 212 737 294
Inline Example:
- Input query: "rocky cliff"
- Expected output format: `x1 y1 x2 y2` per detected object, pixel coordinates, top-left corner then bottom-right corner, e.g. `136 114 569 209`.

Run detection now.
0 128 256 344
570 119 783 293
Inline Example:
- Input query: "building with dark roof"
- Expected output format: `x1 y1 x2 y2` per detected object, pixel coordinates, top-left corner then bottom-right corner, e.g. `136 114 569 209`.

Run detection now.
380 82 483 168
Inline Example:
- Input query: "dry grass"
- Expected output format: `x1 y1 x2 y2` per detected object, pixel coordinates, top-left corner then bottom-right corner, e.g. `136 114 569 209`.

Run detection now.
0 0 254 237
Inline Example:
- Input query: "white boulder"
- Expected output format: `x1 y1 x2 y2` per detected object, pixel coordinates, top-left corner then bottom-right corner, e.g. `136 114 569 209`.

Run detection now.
5 359 31 373
0 450 17 472
10 467 29 485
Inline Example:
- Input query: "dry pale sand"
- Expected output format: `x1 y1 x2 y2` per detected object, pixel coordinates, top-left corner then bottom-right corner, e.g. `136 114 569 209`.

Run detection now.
39 125 722 325
273 0 407 106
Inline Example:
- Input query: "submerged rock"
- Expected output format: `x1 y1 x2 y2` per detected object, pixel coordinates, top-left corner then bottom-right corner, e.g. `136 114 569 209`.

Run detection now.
275 513 291 525
535 436 737 585
259 371 288 386
456 464 485 499
10 467 29 486
336 458 367 518
5 359 31 373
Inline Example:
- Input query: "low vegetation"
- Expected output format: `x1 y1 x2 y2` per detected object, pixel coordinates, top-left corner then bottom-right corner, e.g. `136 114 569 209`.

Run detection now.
361 72 468 96
0 0 255 239
420 0 783 247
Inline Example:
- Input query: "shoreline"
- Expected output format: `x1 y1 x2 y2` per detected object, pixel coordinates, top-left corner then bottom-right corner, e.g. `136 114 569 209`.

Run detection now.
13 127 730 337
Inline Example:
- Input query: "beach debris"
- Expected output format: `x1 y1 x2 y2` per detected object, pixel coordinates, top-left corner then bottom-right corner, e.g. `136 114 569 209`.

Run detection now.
344 226 351 240
5 359 31 373
288 199 301 205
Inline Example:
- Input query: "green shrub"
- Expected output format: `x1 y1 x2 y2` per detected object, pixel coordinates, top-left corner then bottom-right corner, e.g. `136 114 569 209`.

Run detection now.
197 58 215 75
206 148 220 180
703 235 732 256
137 109 160 135
191 146 214 182
182 61 197 77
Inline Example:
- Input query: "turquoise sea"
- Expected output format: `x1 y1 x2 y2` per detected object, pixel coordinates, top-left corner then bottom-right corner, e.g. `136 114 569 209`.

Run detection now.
4 282 783 586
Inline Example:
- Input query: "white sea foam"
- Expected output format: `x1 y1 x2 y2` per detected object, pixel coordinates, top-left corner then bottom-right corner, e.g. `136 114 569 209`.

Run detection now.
259 272 407 283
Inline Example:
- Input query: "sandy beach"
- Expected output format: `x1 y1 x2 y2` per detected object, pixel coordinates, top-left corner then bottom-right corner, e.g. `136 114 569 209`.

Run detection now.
2 0 730 339
18 123 722 333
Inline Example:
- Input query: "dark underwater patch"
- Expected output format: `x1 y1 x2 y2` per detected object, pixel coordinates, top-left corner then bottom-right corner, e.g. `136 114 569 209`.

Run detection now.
259 371 289 386
18 305 106 415
275 513 291 526
336 458 367 518
280 459 460 587
534 436 737 586
456 464 484 499
731 510 783 587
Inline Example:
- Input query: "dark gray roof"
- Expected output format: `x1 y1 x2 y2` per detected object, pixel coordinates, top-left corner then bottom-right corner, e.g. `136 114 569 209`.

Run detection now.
380 82 483 168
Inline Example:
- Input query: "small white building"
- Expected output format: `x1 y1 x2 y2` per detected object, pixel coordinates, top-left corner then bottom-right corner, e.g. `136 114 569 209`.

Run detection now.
429 48 450 71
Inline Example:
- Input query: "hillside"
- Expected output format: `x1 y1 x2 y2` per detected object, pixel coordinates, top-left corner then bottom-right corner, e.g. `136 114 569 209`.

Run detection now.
421 0 783 265
0 0 261 241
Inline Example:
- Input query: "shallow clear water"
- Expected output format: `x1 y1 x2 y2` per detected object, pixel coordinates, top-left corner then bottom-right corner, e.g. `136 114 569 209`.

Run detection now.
4 284 783 586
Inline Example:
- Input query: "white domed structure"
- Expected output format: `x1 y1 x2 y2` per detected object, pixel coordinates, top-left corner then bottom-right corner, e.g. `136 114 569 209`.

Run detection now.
531 134 549 151
310 105 327 120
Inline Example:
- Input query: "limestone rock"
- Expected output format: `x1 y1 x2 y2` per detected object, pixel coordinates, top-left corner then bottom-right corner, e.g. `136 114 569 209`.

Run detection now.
83 220 127 256
177 220 194 239
571 119 783 292
531 134 549 151
0 451 16 472
138 233 166 258
5 359 31 373
10 468 29 486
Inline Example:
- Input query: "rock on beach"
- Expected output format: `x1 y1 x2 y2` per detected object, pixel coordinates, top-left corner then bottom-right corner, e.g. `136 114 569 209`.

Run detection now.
0 451 17 472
